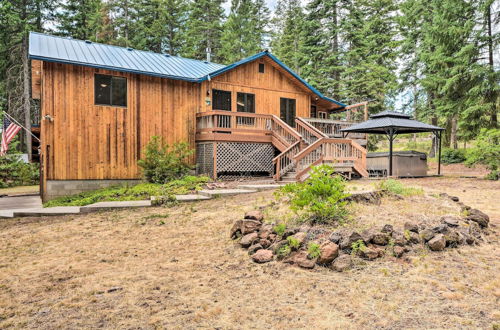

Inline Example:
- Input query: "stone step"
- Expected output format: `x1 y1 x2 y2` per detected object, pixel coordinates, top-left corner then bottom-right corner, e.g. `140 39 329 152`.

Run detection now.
80 200 152 213
198 189 257 197
175 194 212 202
11 207 81 217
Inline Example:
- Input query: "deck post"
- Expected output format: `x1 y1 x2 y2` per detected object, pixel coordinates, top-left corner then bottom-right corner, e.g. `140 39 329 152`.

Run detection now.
388 129 393 176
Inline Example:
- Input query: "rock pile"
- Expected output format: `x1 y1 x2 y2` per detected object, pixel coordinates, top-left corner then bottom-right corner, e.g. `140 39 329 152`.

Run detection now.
230 196 491 272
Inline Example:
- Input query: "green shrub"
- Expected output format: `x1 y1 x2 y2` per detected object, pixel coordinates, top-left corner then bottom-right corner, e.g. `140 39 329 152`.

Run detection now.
138 136 194 183
465 128 500 180
277 244 291 258
351 240 366 254
286 236 301 250
275 165 350 224
377 179 423 196
273 223 286 237
0 155 39 188
44 176 209 207
307 242 321 259
441 148 467 164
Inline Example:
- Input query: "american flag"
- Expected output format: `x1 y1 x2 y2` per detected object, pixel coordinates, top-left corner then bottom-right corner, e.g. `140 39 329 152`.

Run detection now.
1 116 21 156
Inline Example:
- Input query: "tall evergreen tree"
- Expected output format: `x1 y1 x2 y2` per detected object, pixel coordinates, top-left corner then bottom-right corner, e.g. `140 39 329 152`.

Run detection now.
220 0 270 63
55 0 105 41
270 0 305 73
182 0 225 62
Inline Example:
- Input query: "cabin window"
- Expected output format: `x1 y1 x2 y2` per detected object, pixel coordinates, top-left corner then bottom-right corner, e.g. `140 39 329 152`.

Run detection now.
259 63 265 73
94 74 127 107
319 111 327 119
212 89 232 111
237 92 255 125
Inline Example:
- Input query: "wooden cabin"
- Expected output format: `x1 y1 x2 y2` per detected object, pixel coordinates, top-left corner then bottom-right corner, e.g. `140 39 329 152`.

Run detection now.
29 32 368 201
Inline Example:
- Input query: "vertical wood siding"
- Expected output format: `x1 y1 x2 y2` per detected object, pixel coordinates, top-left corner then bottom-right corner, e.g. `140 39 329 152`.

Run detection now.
40 62 200 181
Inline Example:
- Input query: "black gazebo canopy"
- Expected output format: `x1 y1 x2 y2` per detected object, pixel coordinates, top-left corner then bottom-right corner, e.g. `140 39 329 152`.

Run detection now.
341 111 445 176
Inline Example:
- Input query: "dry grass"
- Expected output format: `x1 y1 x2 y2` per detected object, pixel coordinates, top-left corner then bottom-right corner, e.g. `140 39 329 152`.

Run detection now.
0 177 499 329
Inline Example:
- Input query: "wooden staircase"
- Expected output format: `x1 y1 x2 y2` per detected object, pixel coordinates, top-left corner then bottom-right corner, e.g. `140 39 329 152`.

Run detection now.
272 117 368 182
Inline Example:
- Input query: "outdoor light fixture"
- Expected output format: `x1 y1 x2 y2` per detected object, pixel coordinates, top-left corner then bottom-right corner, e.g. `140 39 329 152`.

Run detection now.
44 114 54 122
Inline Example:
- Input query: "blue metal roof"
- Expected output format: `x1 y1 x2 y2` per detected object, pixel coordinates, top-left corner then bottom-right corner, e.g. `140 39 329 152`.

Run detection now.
28 32 345 107
202 51 347 108
29 32 225 82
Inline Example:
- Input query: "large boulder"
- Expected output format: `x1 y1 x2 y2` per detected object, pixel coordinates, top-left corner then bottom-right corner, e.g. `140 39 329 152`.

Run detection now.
466 209 489 228
391 231 406 246
407 231 421 244
329 232 343 244
240 232 258 248
317 242 339 264
441 216 460 227
404 222 419 233
359 245 383 260
230 220 243 239
244 210 264 221
252 249 273 263
331 254 352 272
420 228 435 242
428 234 446 251
372 232 390 246
340 231 364 250
381 224 394 234
240 219 262 235
248 244 263 255
290 251 316 269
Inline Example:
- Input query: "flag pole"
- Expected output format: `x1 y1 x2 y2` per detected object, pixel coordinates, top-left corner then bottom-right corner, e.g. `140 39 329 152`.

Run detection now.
2 112 40 142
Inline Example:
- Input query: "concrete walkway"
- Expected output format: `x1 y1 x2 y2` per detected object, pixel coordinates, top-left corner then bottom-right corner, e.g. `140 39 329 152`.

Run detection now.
0 195 42 210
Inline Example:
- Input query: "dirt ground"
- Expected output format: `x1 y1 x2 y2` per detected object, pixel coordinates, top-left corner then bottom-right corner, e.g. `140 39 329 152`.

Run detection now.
0 176 499 329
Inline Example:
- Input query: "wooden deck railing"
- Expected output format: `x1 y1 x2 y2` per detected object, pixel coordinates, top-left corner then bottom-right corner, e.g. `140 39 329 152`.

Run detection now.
295 117 327 144
302 118 366 140
294 138 368 180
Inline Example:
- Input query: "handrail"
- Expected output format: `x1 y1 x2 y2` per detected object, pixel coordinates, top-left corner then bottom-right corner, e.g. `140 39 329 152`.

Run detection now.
295 117 327 145
270 115 302 141
296 117 328 138
272 141 301 181
196 111 272 119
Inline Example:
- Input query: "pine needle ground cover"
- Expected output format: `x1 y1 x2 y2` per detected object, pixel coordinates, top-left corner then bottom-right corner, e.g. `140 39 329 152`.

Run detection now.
0 177 498 328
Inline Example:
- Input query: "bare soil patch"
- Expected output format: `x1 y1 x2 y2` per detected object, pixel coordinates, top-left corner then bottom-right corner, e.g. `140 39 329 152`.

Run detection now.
0 177 498 328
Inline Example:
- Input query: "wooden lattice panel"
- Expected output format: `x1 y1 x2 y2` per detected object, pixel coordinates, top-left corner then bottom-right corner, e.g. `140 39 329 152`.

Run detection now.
216 142 274 175
196 143 214 177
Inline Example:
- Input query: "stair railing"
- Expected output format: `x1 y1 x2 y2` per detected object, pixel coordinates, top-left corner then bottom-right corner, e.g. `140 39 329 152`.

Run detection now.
295 117 327 145
273 141 301 181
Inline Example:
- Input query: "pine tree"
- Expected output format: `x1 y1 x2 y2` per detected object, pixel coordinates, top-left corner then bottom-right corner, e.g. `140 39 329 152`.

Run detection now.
55 0 105 41
270 0 306 74
182 0 225 62
220 0 270 63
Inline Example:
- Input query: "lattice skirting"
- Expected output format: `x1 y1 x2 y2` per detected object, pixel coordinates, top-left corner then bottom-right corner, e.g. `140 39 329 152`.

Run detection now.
196 142 274 179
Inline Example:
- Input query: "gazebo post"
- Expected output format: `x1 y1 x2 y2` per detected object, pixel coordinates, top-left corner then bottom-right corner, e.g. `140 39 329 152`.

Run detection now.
388 128 394 177
437 130 442 176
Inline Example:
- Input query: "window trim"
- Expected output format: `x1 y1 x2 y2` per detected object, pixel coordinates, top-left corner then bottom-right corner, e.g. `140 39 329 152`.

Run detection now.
94 74 127 108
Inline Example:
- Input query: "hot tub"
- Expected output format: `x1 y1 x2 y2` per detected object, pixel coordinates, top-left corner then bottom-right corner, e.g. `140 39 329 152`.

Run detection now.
367 151 427 177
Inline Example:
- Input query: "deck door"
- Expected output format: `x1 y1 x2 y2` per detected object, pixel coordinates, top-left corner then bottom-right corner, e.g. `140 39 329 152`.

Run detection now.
280 98 296 127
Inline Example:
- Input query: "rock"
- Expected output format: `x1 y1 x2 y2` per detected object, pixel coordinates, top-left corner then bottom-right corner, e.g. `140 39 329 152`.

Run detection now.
259 239 271 248
393 246 405 258
258 224 274 240
404 222 419 233
244 210 264 221
381 224 394 233
361 229 375 243
391 231 406 246
331 254 352 272
282 228 298 238
466 209 489 228
432 224 449 234
240 232 258 248
269 240 288 254
298 224 311 232
252 249 273 263
317 242 339 264
450 196 459 202
441 216 460 227
329 232 343 244
444 230 461 247
428 234 446 251
248 244 263 255
340 231 364 250
359 245 383 260
408 232 421 244
240 219 262 235
291 251 316 269
107 287 123 293
291 232 307 246
420 228 435 242
230 220 243 239
372 232 390 246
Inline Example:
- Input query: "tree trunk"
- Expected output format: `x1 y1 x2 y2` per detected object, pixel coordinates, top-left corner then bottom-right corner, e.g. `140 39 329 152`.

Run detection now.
429 116 438 157
451 114 458 149
486 3 497 128
21 17 32 161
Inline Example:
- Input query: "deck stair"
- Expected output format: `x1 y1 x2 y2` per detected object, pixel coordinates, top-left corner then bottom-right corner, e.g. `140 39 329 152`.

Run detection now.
272 117 368 182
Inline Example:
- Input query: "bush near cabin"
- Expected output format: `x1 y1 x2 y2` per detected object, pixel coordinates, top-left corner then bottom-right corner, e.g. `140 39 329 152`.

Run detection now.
465 128 500 180
138 136 194 183
0 138 39 188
